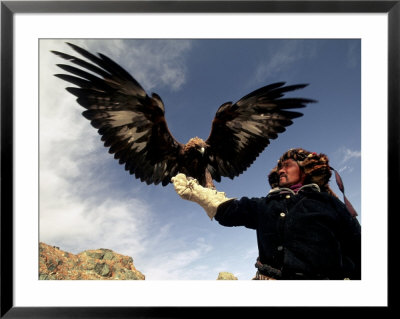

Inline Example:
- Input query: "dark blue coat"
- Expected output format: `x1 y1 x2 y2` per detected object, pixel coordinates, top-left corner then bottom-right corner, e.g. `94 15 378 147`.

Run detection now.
215 184 361 280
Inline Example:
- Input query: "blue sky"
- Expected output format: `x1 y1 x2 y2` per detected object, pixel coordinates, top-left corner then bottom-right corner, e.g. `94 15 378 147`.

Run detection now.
39 39 360 280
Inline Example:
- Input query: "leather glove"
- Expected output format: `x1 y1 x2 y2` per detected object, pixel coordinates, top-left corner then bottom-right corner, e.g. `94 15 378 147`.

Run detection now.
171 173 234 220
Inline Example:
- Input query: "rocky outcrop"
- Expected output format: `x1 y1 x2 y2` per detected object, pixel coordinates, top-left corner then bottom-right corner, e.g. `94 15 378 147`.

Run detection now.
39 242 145 280
217 272 238 280
39 242 240 280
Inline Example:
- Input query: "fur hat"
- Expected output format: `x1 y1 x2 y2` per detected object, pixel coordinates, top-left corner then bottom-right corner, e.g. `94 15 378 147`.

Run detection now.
268 148 335 196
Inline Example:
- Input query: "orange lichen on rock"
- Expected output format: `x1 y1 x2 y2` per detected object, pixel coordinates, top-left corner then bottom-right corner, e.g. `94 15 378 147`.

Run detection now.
39 242 145 280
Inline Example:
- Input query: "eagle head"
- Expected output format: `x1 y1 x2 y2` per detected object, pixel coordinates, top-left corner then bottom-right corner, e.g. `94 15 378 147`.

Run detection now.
184 137 207 156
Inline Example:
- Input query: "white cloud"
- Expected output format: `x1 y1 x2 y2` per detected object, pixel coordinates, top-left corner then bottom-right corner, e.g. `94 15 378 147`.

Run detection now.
252 40 317 84
333 147 360 181
69 39 192 92
129 40 192 91
40 193 152 256
139 237 214 280
39 43 153 253
338 165 354 174
339 148 361 164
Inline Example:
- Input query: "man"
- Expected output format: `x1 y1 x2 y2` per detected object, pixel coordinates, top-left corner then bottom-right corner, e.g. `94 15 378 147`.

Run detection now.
171 148 361 280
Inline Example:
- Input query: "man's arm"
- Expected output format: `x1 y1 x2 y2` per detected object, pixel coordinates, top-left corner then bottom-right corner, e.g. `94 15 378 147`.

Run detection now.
171 173 260 229
214 196 261 229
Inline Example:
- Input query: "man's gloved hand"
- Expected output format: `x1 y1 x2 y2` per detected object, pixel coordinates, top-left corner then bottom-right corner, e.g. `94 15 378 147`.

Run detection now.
171 173 234 220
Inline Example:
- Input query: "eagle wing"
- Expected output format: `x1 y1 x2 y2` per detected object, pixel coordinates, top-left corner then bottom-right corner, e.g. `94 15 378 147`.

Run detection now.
205 82 315 182
52 43 183 186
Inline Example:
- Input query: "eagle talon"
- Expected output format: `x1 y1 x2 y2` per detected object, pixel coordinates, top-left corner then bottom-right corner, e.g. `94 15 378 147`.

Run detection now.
185 181 194 192
185 178 199 195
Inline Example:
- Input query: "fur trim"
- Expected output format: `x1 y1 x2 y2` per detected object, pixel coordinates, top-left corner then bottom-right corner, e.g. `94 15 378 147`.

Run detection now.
268 148 336 196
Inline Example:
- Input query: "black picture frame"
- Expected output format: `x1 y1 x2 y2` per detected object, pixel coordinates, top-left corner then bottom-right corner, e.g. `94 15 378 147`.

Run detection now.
1 1 397 317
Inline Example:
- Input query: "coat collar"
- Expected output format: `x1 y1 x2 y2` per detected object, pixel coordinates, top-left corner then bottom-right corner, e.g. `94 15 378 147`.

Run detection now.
268 183 321 196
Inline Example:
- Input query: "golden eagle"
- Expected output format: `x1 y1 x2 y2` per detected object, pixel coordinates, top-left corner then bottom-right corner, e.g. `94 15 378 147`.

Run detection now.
52 43 315 188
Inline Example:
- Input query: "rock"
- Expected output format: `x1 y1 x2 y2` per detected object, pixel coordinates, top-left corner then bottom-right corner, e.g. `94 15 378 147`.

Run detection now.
94 263 111 277
217 272 238 280
39 242 145 280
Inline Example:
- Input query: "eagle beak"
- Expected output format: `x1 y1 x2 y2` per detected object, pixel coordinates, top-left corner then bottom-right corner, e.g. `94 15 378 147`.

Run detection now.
199 147 205 155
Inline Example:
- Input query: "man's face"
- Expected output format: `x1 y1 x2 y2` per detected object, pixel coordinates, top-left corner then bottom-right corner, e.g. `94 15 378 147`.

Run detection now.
278 159 304 187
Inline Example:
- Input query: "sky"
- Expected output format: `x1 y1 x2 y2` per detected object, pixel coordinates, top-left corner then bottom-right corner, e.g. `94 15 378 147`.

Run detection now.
39 39 361 280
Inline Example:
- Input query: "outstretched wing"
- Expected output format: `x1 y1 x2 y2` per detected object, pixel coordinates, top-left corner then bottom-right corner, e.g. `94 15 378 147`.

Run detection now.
52 42 182 186
205 82 315 181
